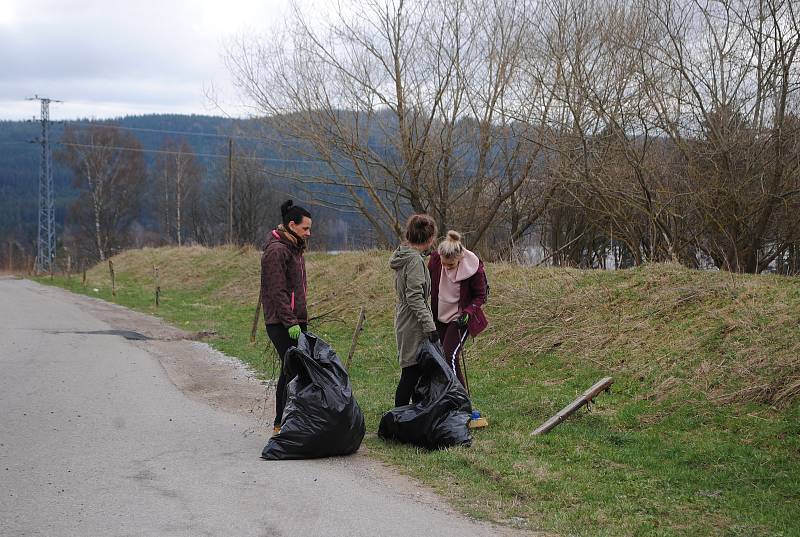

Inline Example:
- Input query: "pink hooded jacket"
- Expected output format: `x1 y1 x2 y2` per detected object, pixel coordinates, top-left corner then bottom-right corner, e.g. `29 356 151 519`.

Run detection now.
428 250 488 337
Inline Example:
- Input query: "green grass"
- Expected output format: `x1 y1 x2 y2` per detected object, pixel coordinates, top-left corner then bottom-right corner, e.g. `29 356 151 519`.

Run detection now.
36 246 800 536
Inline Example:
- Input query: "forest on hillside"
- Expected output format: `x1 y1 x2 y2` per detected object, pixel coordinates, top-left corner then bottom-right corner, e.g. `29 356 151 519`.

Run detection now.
0 114 374 270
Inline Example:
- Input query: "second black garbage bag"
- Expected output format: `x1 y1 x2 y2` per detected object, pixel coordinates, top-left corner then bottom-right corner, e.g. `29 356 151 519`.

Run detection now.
378 340 473 449
261 332 365 460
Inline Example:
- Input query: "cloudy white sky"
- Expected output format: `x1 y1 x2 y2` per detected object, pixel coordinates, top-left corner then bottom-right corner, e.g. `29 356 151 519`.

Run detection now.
0 0 295 120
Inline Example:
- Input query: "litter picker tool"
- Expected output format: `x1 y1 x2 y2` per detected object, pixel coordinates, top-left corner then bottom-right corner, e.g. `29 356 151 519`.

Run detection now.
459 327 488 429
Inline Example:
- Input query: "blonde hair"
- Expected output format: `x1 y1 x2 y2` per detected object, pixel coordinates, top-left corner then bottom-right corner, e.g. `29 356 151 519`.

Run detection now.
438 230 464 259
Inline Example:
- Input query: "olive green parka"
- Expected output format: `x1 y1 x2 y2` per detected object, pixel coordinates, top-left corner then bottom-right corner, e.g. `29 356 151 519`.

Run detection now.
389 245 437 368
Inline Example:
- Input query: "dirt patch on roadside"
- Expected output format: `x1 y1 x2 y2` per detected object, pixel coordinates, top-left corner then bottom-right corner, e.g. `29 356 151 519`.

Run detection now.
27 282 274 426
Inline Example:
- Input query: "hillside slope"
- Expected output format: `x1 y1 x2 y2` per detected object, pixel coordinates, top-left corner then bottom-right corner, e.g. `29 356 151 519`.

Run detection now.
39 246 800 536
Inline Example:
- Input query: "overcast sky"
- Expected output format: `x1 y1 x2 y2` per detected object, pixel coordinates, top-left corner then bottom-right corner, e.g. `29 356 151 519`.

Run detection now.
0 0 294 121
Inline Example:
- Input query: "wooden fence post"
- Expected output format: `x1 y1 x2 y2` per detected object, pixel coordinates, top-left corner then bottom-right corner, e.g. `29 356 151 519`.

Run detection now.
345 306 367 371
250 294 262 343
153 265 160 307
108 259 116 297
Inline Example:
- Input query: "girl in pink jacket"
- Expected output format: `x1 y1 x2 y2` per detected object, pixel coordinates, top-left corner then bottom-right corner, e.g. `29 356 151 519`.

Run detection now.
428 231 488 388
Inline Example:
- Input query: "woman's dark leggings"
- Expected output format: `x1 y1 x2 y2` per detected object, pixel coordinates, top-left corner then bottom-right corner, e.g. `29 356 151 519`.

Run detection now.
394 363 423 407
266 323 307 426
436 320 468 387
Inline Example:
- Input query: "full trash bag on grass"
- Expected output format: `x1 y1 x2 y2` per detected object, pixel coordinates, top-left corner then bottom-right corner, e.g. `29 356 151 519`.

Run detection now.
378 341 473 449
261 332 365 460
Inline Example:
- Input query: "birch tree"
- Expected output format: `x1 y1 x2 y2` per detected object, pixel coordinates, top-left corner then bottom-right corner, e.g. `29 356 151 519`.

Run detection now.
58 125 146 261
153 138 202 246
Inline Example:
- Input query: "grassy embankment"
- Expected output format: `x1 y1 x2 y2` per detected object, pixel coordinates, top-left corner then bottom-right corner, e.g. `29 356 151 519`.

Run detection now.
37 245 800 536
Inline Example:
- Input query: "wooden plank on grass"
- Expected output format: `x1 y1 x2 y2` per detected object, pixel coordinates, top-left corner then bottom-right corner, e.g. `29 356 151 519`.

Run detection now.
531 377 614 436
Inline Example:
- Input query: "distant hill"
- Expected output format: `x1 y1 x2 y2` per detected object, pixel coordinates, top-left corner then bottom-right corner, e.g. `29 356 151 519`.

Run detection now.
0 113 361 251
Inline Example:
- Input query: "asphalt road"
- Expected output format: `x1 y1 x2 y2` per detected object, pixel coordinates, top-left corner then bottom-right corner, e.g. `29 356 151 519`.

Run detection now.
0 278 531 537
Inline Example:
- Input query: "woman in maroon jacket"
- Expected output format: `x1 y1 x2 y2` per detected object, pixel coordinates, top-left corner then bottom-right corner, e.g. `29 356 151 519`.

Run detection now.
428 230 488 388
260 200 312 434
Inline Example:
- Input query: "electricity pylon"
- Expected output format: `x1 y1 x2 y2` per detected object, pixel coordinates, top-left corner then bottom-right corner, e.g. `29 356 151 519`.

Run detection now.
27 95 61 273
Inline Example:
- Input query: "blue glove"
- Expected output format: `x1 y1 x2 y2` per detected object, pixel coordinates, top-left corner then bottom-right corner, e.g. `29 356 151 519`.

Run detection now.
288 324 301 340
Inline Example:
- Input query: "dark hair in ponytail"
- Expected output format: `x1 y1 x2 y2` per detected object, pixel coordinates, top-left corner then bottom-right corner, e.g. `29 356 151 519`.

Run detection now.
281 200 311 226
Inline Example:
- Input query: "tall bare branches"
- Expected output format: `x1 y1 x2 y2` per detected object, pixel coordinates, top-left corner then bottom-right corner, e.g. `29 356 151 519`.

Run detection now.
226 0 800 271
227 0 553 254
153 138 202 246
58 125 146 261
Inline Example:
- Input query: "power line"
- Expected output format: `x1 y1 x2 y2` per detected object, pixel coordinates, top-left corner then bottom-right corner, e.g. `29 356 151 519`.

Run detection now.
8 117 317 161
57 141 321 165
62 120 286 144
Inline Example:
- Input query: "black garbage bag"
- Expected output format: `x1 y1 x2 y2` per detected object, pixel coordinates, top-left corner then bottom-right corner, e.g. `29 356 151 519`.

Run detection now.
378 340 472 449
261 332 365 460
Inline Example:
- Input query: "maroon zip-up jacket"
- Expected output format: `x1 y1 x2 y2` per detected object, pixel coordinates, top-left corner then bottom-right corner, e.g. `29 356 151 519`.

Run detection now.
428 251 488 337
260 229 308 327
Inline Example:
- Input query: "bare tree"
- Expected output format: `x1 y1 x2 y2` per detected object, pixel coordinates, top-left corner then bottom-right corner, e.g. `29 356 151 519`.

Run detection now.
227 0 554 255
153 138 203 246
225 0 799 271
639 0 800 272
524 0 800 272
58 125 147 261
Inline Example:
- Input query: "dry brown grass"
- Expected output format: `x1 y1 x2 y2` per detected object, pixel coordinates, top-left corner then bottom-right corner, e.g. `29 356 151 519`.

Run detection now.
477 261 800 407
91 246 800 407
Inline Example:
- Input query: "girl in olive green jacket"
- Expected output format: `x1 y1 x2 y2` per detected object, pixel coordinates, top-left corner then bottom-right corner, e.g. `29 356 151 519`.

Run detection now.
389 214 439 406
